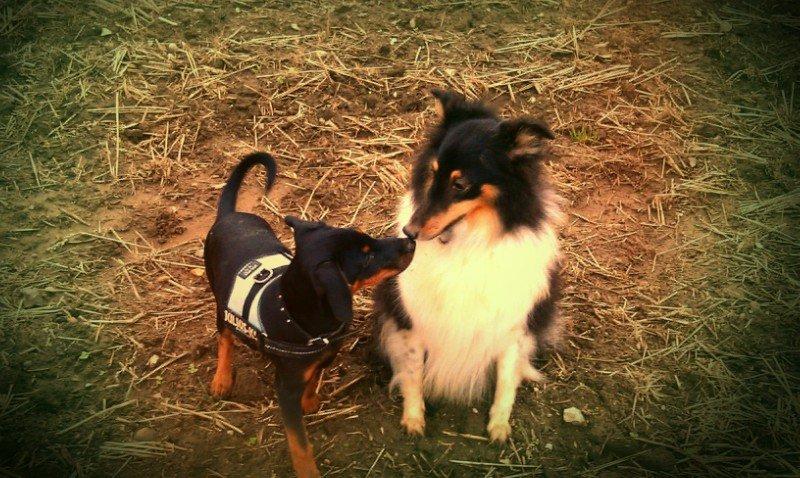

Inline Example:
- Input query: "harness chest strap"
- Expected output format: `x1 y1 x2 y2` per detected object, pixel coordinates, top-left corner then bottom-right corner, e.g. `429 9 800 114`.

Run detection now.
223 253 347 357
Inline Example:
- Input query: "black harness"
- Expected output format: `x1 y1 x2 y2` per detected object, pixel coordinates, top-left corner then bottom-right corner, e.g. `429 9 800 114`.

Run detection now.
223 253 348 357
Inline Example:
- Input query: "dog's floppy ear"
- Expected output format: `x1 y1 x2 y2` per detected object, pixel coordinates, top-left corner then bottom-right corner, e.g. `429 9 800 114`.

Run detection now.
495 118 555 162
311 261 353 322
284 215 325 234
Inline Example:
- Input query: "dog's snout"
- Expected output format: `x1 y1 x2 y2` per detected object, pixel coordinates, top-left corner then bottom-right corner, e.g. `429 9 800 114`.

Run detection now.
402 225 419 240
402 238 416 254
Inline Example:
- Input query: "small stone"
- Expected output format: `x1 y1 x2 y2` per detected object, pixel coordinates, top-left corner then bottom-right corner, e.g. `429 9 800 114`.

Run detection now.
545 442 554 450
147 354 160 367
563 407 587 425
133 427 157 442
100 27 112 37
290 23 300 31
191 267 205 277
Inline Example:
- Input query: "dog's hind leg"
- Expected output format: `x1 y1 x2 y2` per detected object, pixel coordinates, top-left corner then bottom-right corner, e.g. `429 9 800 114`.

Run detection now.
276 363 320 478
381 320 426 435
210 308 235 399
487 334 541 442
301 366 322 414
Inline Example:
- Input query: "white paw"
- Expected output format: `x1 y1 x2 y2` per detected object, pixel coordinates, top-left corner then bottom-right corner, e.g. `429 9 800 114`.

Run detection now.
487 419 512 442
523 364 546 383
401 413 425 436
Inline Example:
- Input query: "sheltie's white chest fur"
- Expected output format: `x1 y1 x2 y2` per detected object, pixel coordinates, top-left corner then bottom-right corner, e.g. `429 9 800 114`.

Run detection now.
395 195 559 403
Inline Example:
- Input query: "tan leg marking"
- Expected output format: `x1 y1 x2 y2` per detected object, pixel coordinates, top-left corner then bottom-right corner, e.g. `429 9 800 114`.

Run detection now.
285 428 320 478
210 328 235 398
301 367 322 415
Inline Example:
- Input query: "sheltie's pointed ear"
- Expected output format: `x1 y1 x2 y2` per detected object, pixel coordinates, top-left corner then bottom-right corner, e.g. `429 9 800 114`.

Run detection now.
496 118 555 162
430 89 494 126
431 88 465 119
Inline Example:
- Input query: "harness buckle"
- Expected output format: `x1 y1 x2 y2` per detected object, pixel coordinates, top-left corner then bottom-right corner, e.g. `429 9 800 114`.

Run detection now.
252 269 273 283
307 337 330 347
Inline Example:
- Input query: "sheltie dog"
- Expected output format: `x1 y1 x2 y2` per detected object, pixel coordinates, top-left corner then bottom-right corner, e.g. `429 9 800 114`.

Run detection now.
374 89 563 442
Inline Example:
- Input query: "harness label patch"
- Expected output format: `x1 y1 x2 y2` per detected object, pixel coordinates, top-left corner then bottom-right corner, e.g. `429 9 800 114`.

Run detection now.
237 260 261 279
224 310 258 340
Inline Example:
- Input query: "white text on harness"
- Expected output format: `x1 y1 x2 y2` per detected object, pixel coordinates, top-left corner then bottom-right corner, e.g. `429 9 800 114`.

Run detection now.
224 310 258 340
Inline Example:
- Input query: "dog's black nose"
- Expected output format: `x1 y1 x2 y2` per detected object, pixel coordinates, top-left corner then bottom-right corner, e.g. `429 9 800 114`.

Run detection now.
402 238 416 254
402 226 418 240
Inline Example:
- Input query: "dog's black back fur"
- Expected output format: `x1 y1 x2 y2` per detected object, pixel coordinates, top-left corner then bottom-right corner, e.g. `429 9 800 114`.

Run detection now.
204 153 289 319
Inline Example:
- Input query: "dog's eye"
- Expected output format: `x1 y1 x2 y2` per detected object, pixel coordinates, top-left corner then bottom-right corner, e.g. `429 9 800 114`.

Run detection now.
363 252 374 267
452 178 469 191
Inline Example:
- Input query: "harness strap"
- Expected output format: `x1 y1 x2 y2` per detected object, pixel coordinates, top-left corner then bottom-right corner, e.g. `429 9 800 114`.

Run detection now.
242 281 267 323
224 253 349 357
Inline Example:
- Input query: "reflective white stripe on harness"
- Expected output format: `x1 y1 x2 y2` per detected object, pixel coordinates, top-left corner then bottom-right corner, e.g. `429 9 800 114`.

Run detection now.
227 253 291 330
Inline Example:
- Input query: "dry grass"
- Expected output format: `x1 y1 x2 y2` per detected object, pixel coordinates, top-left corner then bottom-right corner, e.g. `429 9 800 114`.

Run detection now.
1 0 798 476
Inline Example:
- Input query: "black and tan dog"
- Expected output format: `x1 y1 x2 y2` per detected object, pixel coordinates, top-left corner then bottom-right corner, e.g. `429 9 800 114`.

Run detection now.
204 152 415 477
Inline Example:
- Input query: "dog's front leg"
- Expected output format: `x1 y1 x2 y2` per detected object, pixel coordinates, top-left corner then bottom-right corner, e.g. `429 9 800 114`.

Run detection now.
276 365 320 478
487 333 544 443
210 328 235 398
487 341 521 442
381 321 425 435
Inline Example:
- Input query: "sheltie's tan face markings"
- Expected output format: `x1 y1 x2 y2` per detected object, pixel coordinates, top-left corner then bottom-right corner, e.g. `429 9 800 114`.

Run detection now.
465 185 503 237
418 183 500 240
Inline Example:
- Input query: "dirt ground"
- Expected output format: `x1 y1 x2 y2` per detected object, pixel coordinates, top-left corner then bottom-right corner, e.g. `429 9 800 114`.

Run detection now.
1 0 798 477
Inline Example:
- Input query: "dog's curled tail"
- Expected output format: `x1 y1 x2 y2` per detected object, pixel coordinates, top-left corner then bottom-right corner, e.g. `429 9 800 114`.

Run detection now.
217 152 277 219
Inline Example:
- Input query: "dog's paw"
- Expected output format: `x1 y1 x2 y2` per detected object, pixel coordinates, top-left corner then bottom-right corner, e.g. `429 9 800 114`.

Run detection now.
487 419 512 443
401 413 426 436
210 372 234 399
522 364 546 383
